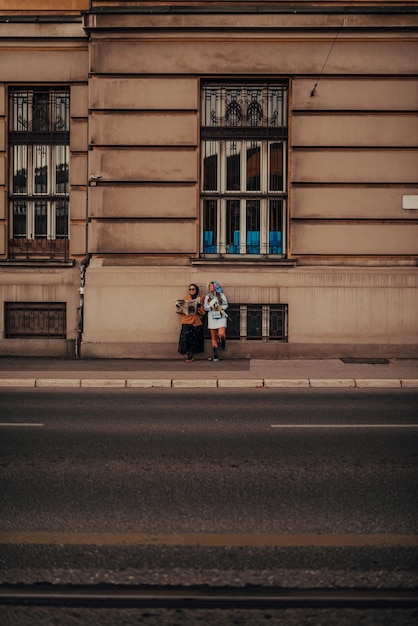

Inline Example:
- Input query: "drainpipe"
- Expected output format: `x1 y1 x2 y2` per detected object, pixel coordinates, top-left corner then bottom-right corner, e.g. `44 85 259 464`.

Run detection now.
76 253 91 358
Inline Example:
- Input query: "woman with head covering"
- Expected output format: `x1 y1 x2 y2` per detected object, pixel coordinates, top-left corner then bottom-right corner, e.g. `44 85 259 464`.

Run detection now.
176 283 205 362
204 281 229 362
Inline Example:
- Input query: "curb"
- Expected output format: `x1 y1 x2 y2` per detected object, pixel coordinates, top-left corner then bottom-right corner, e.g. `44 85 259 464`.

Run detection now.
0 378 417 389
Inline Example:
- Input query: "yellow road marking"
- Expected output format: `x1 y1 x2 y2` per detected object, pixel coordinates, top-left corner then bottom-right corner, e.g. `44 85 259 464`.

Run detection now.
0 532 417 547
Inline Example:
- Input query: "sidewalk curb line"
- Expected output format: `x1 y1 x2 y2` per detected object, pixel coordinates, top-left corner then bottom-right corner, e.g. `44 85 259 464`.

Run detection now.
310 379 355 388
355 379 402 389
0 378 417 389
35 379 81 388
264 379 309 388
127 379 171 388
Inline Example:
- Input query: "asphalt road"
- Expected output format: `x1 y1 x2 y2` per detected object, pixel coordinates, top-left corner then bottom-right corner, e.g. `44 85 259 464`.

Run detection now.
0 389 417 624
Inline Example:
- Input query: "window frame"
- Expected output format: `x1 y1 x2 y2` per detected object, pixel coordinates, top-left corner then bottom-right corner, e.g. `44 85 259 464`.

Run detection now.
8 88 70 257
200 82 288 259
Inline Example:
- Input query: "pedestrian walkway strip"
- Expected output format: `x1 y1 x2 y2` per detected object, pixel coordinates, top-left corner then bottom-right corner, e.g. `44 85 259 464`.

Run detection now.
1 532 417 547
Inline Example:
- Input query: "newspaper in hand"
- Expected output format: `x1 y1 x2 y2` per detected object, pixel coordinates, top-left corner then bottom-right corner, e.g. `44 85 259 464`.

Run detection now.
175 298 199 316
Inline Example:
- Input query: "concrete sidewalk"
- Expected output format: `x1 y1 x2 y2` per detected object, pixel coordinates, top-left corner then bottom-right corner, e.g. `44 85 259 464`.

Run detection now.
0 356 417 389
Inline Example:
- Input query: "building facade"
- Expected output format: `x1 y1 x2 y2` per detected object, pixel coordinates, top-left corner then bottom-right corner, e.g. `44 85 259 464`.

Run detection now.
0 0 417 359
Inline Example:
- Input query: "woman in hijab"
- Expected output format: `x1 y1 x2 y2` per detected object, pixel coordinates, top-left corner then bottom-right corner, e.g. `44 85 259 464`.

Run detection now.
204 281 229 362
177 283 205 362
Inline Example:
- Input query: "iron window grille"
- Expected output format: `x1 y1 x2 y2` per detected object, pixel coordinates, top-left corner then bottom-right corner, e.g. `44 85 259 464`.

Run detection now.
4 302 66 338
8 88 70 259
206 304 288 342
201 82 288 258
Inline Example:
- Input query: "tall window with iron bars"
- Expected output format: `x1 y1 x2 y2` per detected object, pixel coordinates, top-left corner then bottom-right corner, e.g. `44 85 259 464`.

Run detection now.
201 83 288 258
8 88 70 259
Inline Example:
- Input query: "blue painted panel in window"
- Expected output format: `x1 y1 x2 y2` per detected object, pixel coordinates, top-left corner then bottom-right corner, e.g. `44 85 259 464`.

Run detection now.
269 231 282 254
247 230 260 254
203 230 217 253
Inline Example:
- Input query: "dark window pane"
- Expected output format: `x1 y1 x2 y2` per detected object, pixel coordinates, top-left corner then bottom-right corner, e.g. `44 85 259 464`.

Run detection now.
226 142 241 191
34 145 48 194
34 201 47 238
246 143 260 191
270 142 283 191
203 199 217 253
32 92 50 132
269 199 283 254
226 199 240 253
55 200 68 238
55 146 69 194
12 201 27 237
246 200 260 254
247 305 262 339
203 142 218 191
12 146 27 194
269 304 288 341
226 305 240 339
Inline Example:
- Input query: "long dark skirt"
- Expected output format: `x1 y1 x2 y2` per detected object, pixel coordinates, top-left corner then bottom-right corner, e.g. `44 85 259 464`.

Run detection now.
178 324 204 356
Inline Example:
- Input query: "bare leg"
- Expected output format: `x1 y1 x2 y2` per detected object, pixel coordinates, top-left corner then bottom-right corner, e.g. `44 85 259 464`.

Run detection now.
209 329 219 361
218 327 226 349
210 329 218 348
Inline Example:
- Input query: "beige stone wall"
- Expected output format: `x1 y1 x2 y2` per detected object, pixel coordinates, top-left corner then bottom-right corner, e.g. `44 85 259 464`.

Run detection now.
90 39 418 76
0 18 89 262
0 266 80 356
0 14 88 356
85 15 418 261
88 73 199 255
290 75 418 259
81 261 418 359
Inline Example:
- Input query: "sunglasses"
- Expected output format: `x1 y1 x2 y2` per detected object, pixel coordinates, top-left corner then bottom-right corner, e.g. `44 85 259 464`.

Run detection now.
189 287 196 291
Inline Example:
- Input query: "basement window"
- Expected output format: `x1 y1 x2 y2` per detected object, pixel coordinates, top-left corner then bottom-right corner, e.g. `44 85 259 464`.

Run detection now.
4 302 66 338
207 304 288 342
